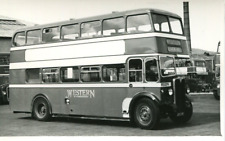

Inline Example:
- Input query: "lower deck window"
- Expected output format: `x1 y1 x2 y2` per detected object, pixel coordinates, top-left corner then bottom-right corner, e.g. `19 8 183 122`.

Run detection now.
26 69 40 83
80 66 100 82
102 64 125 82
42 68 60 83
61 67 79 82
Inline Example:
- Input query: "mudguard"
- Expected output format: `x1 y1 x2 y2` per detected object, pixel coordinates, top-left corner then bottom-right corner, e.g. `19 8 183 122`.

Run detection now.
31 94 52 114
122 92 160 118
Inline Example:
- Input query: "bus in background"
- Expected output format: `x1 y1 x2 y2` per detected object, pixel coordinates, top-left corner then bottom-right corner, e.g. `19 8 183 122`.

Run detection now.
0 54 9 104
187 58 210 92
175 57 212 92
212 42 220 100
10 9 192 130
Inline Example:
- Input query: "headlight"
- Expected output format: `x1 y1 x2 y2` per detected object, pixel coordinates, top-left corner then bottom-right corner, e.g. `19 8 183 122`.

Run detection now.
217 84 220 88
168 88 173 96
187 87 190 94
2 91 6 95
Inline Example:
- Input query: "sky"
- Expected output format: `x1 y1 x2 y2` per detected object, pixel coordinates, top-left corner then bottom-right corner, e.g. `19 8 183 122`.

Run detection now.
0 0 224 52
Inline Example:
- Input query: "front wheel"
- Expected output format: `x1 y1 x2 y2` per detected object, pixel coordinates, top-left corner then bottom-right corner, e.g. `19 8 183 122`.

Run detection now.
169 99 193 124
133 98 160 130
33 97 51 121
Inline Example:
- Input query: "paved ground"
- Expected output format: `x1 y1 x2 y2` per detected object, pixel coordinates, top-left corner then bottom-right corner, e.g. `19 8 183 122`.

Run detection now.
0 93 221 136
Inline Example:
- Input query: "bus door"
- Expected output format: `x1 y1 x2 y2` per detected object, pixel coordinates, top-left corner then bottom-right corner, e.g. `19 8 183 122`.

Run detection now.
128 58 144 94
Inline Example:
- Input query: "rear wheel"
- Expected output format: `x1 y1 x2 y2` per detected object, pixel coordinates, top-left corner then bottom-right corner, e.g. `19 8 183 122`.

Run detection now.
33 97 51 121
213 90 220 100
133 98 160 130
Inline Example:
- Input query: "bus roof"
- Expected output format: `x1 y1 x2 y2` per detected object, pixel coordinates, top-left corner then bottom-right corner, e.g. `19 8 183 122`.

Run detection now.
13 8 181 33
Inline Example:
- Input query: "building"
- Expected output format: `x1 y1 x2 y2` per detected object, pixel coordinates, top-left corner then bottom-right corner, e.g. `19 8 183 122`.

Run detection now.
0 15 33 104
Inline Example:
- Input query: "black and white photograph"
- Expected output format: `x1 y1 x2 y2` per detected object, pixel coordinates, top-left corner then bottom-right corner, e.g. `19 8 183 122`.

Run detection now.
0 0 224 140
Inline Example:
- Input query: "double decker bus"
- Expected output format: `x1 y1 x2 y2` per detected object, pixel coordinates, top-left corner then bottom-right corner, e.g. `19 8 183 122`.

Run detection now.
10 9 192 129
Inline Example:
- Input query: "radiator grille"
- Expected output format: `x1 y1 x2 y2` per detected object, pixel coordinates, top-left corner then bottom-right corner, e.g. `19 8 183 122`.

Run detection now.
173 78 186 111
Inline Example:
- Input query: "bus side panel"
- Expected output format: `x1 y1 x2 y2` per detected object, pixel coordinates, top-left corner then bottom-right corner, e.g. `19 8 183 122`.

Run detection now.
10 87 126 118
67 87 104 116
102 87 128 117
9 69 26 84
10 88 33 113
10 87 67 114
10 85 162 118
144 87 161 99
10 50 26 63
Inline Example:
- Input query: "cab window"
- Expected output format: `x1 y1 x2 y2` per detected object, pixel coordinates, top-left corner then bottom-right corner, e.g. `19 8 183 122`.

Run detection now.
145 58 159 81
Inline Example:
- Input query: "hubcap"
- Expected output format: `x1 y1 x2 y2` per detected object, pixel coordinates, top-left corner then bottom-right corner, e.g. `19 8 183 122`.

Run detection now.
138 105 152 125
38 104 46 117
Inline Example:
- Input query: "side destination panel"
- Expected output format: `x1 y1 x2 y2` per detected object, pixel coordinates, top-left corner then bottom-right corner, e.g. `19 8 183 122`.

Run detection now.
125 37 158 54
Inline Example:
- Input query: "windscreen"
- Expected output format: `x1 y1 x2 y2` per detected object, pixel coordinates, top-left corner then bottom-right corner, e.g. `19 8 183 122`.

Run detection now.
160 56 176 76
175 59 191 67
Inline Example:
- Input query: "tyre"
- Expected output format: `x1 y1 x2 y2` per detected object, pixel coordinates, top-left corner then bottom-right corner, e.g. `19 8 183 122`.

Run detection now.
133 98 160 130
213 90 220 100
0 96 3 105
169 99 193 124
33 97 51 121
2 94 8 104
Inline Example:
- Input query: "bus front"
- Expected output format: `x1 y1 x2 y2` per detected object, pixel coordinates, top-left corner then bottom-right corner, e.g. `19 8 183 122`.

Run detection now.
150 10 190 76
159 55 192 123
149 10 192 124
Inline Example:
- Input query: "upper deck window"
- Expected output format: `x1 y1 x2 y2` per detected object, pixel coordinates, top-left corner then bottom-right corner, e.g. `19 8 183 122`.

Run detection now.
27 29 41 45
169 17 183 34
14 32 26 46
103 17 125 36
42 27 60 43
127 14 151 33
152 14 170 33
61 24 79 40
81 21 101 38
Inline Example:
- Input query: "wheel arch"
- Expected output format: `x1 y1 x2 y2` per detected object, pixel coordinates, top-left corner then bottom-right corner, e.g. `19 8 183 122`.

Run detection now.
128 92 160 119
31 93 52 115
